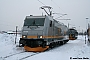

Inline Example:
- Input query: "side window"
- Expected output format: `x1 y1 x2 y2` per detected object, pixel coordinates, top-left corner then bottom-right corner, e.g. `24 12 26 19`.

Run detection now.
50 21 52 27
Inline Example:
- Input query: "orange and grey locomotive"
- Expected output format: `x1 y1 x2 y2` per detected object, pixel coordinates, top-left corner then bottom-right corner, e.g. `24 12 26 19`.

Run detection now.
67 28 78 40
19 6 69 52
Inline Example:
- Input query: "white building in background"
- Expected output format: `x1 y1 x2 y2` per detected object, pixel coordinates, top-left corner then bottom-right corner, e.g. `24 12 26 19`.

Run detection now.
7 30 21 34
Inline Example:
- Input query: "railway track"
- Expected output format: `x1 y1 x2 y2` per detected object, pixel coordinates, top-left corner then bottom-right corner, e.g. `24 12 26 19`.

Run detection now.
19 52 40 60
1 44 64 60
3 51 25 58
2 51 40 60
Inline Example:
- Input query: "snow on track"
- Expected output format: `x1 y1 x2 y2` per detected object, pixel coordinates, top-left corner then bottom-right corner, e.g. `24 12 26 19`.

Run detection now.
0 33 90 60
24 35 90 60
0 33 41 60
4 52 39 60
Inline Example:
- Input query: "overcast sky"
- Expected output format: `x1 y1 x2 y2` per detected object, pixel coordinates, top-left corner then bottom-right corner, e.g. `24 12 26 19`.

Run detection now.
0 0 90 32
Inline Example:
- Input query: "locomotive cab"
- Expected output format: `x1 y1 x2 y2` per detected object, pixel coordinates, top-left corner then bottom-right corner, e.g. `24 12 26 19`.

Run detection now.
20 16 46 47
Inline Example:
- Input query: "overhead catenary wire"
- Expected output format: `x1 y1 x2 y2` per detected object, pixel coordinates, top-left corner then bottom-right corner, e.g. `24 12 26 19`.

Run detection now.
37 0 71 22
37 0 58 14
51 0 65 14
37 0 61 16
51 0 72 21
37 0 46 6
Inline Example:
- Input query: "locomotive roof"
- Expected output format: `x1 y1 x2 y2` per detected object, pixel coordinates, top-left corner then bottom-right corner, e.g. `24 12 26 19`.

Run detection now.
26 16 45 19
68 28 78 33
69 28 75 30
54 19 65 26
25 15 66 27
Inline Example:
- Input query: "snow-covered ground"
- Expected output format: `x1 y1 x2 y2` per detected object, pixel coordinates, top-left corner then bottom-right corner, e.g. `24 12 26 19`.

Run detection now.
0 33 90 60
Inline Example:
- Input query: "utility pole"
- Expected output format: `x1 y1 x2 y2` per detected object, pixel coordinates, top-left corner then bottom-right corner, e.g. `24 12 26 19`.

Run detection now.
85 18 89 44
68 23 69 28
82 29 83 36
15 26 18 44
85 33 86 44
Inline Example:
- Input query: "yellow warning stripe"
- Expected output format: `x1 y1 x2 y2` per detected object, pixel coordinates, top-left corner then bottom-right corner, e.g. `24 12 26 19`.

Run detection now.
43 36 64 38
22 36 65 39
27 36 37 38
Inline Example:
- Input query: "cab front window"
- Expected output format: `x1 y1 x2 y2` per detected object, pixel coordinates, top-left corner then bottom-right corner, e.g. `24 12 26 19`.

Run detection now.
24 18 45 26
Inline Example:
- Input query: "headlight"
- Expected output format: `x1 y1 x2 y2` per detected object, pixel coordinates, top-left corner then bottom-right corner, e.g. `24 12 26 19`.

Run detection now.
22 35 27 38
40 36 43 38
38 35 43 38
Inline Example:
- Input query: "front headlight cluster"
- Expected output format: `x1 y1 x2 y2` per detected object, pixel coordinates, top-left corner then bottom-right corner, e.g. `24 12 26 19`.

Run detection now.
38 35 43 38
22 35 27 38
40 36 43 38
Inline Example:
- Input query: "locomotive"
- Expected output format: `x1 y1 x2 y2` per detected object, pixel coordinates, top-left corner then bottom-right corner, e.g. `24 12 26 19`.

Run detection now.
67 28 78 40
19 6 69 52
